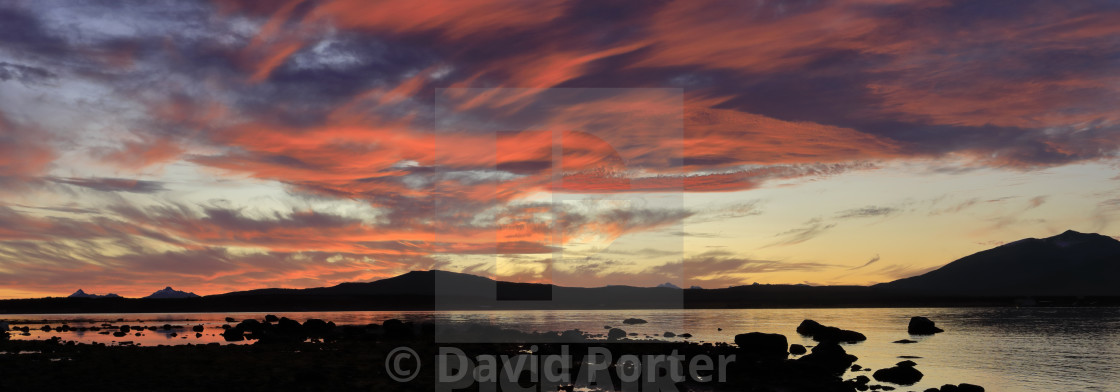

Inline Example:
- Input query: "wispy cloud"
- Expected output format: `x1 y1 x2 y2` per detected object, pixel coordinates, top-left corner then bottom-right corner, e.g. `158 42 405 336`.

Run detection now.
50 177 166 194
766 218 836 247
849 254 881 270
836 206 897 219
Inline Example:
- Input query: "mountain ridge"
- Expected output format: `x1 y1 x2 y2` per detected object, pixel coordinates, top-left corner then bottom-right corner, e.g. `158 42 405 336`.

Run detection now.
68 289 121 299
6 230 1118 313
874 230 1120 296
144 287 200 299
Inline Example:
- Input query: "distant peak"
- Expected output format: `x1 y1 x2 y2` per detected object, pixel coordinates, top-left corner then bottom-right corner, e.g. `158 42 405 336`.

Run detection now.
144 286 199 299
69 289 121 298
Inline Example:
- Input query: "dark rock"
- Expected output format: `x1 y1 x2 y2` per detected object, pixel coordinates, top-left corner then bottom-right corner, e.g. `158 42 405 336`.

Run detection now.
813 326 866 343
382 319 414 340
798 341 858 375
622 318 647 325
112 331 126 337
558 330 585 342
607 328 626 341
955 383 984 392
221 327 245 341
893 339 918 344
192 325 204 332
790 344 807 355
235 319 264 334
797 319 826 335
854 375 870 384
119 325 131 333
277 317 301 330
851 364 862 371
40 325 52 332
796 319 866 343
873 361 923 385
663 331 676 338
264 314 280 323
734 332 789 361
195 332 202 338
679 333 692 338
225 317 236 323
303 319 332 336
908 316 944 335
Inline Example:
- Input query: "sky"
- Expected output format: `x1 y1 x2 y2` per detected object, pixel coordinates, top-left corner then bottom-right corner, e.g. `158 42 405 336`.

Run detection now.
1 0 1119 298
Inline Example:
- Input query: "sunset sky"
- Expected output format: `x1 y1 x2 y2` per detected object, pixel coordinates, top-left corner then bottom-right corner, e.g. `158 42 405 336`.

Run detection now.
2 0 1119 298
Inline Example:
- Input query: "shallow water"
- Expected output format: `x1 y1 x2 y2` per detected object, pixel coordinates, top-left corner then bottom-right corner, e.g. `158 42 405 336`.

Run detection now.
3 307 1118 391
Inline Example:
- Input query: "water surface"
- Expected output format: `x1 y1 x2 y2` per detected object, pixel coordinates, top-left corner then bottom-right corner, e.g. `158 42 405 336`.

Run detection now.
4 307 1117 391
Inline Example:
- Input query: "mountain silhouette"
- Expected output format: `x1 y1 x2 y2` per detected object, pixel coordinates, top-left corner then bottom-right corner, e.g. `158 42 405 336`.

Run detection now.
5 231 1120 314
144 287 200 299
875 230 1120 296
216 270 683 308
68 289 121 299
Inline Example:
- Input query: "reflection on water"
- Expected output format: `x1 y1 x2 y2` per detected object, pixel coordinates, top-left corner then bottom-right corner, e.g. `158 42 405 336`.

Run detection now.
3 307 1118 391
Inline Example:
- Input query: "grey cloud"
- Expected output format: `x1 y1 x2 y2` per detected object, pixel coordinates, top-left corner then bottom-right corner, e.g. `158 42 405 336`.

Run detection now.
51 177 166 193
835 206 896 219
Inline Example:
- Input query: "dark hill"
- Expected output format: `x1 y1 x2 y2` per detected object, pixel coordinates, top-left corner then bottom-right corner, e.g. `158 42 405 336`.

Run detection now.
875 230 1120 296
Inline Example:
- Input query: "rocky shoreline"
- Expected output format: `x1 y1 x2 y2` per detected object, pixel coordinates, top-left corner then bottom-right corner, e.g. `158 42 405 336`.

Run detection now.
1 315 984 392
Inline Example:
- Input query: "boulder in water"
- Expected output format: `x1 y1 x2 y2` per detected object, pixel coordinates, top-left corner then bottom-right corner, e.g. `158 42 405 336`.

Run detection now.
872 361 923 385
790 344 807 355
798 341 858 375
796 319 866 343
622 318 647 325
607 328 626 341
908 316 944 335
734 332 789 361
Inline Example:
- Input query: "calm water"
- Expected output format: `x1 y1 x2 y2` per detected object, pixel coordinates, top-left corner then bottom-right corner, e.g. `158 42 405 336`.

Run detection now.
3 307 1118 391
